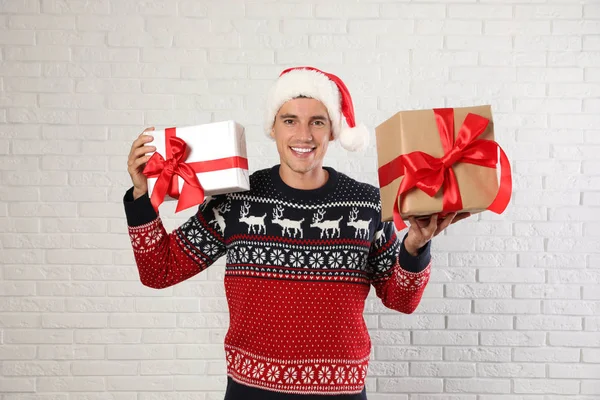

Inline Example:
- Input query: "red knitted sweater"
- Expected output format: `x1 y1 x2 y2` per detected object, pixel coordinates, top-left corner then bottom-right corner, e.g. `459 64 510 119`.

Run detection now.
124 166 431 396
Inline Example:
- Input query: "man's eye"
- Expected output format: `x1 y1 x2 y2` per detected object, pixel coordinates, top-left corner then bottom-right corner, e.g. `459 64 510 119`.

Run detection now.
313 121 324 126
284 119 294 124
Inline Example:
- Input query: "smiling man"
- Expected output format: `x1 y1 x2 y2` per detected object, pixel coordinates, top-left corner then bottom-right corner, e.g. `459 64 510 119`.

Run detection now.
123 67 461 400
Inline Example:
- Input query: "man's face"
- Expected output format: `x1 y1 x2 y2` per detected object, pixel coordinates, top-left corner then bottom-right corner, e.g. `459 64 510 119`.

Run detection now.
270 97 334 175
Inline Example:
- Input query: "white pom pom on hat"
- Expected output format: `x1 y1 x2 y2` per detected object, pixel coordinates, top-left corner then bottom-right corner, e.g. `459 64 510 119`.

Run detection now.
264 66 370 152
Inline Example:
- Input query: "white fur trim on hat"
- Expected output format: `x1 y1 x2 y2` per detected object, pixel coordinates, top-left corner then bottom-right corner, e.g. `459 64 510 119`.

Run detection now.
264 68 342 138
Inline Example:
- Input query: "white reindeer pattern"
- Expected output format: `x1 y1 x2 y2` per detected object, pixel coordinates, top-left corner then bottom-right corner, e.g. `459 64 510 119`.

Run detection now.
310 209 343 238
347 207 372 239
209 201 231 234
272 204 304 238
374 228 386 246
239 201 267 234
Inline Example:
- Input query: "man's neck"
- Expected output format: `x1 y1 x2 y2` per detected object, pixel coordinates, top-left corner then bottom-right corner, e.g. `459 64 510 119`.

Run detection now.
279 164 329 190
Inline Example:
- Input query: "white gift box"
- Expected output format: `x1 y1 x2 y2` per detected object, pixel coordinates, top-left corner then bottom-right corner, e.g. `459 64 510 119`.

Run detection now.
143 121 250 208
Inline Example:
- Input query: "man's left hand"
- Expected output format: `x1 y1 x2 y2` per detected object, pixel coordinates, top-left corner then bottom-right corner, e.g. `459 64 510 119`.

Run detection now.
404 212 471 256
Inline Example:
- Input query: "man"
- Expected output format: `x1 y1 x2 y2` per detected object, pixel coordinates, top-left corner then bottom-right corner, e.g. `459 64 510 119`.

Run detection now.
124 67 465 399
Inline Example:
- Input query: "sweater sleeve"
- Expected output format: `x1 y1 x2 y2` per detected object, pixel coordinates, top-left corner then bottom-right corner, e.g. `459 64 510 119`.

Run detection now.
367 218 431 314
123 187 229 289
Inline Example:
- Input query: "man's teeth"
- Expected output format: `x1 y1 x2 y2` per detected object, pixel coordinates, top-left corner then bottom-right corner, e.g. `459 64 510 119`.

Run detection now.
292 147 313 153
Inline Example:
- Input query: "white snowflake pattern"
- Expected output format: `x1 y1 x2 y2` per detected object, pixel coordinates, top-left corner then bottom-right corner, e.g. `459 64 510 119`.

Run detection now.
203 243 218 257
414 276 425 287
187 227 202 245
266 365 280 382
238 247 249 263
252 248 266 264
360 364 368 379
283 367 297 384
270 249 285 265
309 253 324 269
241 358 252 375
290 251 305 268
334 366 346 384
234 353 242 370
301 366 315 384
329 252 343 269
318 366 332 383
226 352 233 367
348 367 359 384
144 229 162 246
228 249 237 264
397 273 410 287
252 362 265 379
347 252 360 269
130 233 141 248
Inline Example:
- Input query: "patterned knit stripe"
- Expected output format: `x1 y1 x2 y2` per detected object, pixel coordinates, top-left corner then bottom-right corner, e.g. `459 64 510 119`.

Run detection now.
225 346 368 395
226 234 371 247
225 268 369 284
229 193 381 212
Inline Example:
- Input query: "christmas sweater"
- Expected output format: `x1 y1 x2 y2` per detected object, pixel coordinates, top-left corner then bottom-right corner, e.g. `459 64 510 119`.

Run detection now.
123 165 431 396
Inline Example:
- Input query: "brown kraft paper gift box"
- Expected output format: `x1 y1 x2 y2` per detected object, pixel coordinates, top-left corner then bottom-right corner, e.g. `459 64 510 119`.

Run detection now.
375 105 501 224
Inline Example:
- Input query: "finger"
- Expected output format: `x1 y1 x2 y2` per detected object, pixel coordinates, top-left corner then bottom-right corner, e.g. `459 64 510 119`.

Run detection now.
434 212 456 236
129 155 152 171
129 135 154 158
424 214 438 234
140 127 155 135
408 216 421 232
451 212 471 225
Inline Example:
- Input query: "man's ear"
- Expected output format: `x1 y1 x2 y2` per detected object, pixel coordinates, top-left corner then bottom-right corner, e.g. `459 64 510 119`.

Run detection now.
329 130 334 141
270 126 275 139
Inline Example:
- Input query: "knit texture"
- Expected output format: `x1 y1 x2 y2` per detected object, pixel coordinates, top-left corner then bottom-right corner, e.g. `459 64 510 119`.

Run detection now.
124 165 431 396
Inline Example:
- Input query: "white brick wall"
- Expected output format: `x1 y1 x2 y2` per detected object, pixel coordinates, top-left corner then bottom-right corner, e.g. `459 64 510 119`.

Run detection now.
0 0 598 398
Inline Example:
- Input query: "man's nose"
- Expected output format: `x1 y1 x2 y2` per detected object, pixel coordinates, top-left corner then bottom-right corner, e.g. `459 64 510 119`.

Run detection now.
297 123 313 141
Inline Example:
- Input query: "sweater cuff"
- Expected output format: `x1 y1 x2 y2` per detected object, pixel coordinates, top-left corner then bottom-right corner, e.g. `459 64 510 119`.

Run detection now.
123 187 158 226
399 233 431 273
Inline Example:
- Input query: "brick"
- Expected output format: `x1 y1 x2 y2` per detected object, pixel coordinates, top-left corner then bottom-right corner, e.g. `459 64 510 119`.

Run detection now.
479 268 545 283
446 36 511 51
549 364 600 379
545 300 599 316
0 297 64 312
446 378 510 394
309 35 376 50
72 47 139 63
515 5 583 19
37 377 105 392
446 284 511 298
379 35 443 49
0 377 35 392
582 381 600 395
476 237 544 252
276 50 341 64
478 363 546 378
380 4 445 19
485 20 550 35
41 0 109 14
41 314 107 329
109 314 176 328
380 315 445 330
379 378 443 393
9 108 76 125
480 52 546 67
444 347 511 362
449 4 511 18
141 329 210 345
514 379 580 395
231 19 279 34
177 1 207 17
584 36 600 50
548 237 600 252
0 218 39 233
515 284 581 299
480 331 546 347
349 20 414 35
430 268 475 283
9 15 75 29
549 51 600 67
452 67 516 82
516 159 581 174
413 331 478 346
584 286 600 300
519 67 583 83
77 78 141 93
0 63 41 77
450 253 516 268
0 281 35 296
552 145 600 160
514 347 580 362
316 3 378 18
475 300 541 315
0 345 36 360
0 30 35 45
546 176 600 190
584 193 600 206
0 187 39 202
282 19 346 34
4 329 73 344
47 249 113 265
42 155 106 171
549 269 600 284
410 362 475 377
447 316 513 330
516 35 581 51
37 31 105 46
583 348 600 362
66 298 134 313
12 139 79 155
77 15 144 31
5 77 72 93
514 190 580 208
43 62 111 78
514 222 582 237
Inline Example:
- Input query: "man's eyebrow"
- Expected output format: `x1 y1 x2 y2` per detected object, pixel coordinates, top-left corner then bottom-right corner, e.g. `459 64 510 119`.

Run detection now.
279 113 297 119
279 114 329 120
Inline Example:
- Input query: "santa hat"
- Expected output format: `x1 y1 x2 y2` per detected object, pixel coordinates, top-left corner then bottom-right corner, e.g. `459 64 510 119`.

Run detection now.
264 66 370 152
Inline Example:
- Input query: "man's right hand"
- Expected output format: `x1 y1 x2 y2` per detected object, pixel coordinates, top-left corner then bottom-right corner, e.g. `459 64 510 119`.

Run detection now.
127 127 156 200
